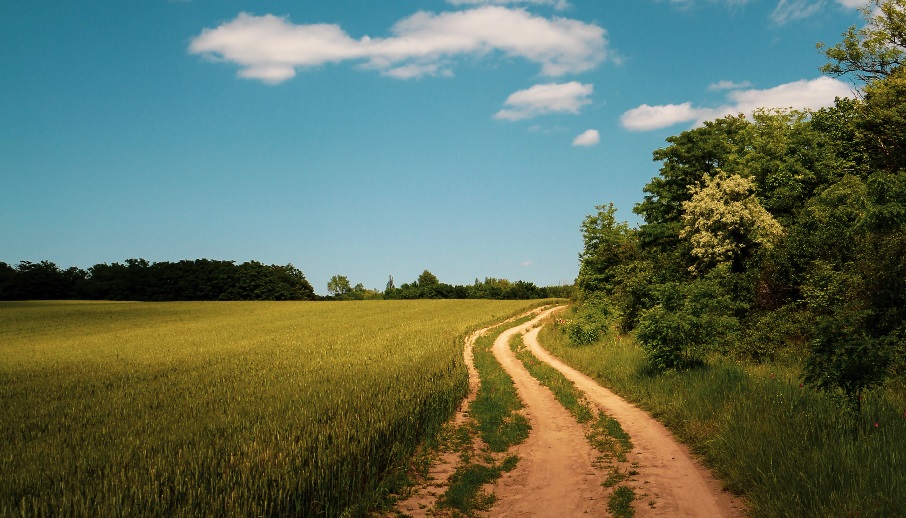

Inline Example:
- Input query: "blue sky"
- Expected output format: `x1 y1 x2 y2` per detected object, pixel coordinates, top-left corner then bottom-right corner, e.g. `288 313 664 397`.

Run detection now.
1 0 865 294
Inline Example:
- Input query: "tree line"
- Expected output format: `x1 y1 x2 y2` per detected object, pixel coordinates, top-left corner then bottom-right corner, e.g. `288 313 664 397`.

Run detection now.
326 270 574 301
0 259 316 301
573 0 906 413
1 260 574 302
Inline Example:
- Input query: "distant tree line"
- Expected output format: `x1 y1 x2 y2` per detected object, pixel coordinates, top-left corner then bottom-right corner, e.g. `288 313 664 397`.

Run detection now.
0 259 316 301
326 270 574 301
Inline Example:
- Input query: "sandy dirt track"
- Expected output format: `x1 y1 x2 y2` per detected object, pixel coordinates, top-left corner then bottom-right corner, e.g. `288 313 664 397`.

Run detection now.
395 306 746 517
489 308 612 516
507 308 746 517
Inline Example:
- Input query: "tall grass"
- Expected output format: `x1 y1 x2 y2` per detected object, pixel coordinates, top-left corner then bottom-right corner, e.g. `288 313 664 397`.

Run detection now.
0 300 544 517
539 318 906 518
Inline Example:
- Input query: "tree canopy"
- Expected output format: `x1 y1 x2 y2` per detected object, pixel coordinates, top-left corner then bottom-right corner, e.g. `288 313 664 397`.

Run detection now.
576 1 906 408
0 259 316 301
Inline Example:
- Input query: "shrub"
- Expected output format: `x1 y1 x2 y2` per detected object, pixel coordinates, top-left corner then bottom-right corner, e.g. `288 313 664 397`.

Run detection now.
802 311 891 413
635 273 741 371
567 295 617 346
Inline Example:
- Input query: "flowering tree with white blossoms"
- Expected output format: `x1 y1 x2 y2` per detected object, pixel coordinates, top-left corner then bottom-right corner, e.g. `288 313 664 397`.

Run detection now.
680 171 784 274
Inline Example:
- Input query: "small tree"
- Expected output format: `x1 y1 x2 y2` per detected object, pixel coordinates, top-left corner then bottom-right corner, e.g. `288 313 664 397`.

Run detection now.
327 275 352 297
801 261 892 413
416 270 439 287
577 203 636 295
803 312 890 414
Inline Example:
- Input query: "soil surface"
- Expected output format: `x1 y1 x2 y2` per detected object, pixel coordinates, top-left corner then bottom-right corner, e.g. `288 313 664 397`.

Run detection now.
489 308 612 516
514 308 747 517
394 306 747 517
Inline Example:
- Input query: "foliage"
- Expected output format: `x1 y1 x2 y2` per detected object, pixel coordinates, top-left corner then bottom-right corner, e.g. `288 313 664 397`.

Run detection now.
802 310 891 413
538 326 906 518
680 171 783 274
0 300 540 516
573 17 906 396
578 203 637 295
383 272 558 300
634 114 755 251
635 268 742 371
819 0 906 82
0 258 316 301
327 274 352 297
564 295 617 346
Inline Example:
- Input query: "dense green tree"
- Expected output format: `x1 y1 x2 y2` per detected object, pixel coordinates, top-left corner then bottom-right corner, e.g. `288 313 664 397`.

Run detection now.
327 275 352 297
858 65 906 173
578 203 637 295
570 0 906 408
635 114 754 251
416 270 439 287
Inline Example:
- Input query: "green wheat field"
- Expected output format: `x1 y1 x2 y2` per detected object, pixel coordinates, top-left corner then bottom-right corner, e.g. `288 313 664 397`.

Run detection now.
0 300 544 516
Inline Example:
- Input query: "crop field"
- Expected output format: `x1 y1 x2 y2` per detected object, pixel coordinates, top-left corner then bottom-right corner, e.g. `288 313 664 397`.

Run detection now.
0 300 546 517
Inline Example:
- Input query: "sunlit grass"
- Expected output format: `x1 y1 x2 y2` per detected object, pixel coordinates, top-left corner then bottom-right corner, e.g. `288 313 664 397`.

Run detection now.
0 300 544 516
539 316 906 518
437 315 534 515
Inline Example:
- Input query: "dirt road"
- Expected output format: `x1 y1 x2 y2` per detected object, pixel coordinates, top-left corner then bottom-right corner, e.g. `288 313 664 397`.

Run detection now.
395 307 745 516
491 307 745 517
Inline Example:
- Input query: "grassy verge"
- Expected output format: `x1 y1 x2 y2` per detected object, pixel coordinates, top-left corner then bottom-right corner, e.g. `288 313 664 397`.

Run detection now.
540 314 906 518
432 316 534 516
509 333 636 517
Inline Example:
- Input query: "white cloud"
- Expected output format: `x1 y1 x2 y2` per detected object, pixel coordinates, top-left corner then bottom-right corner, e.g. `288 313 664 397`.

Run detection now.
189 7 607 83
520 260 534 267
707 79 753 91
770 0 824 25
725 76 853 113
572 129 600 147
494 82 593 121
621 102 700 131
447 0 572 11
621 77 853 131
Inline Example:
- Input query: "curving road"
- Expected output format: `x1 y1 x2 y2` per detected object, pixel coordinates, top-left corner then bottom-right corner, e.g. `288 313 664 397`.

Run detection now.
489 307 745 517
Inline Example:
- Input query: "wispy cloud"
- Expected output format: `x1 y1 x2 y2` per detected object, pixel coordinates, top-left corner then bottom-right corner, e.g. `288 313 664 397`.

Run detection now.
494 82 593 121
447 0 572 11
661 0 862 22
660 0 753 10
189 7 607 83
707 79 753 91
771 0 824 25
572 129 600 147
621 77 853 131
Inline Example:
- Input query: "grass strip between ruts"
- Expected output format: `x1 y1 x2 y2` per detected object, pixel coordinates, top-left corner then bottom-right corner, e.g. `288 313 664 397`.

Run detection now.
434 315 534 515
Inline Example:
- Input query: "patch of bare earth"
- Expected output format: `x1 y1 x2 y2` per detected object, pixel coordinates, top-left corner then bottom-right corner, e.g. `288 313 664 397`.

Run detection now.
489 307 611 516
392 308 551 517
520 310 747 518
394 306 746 517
